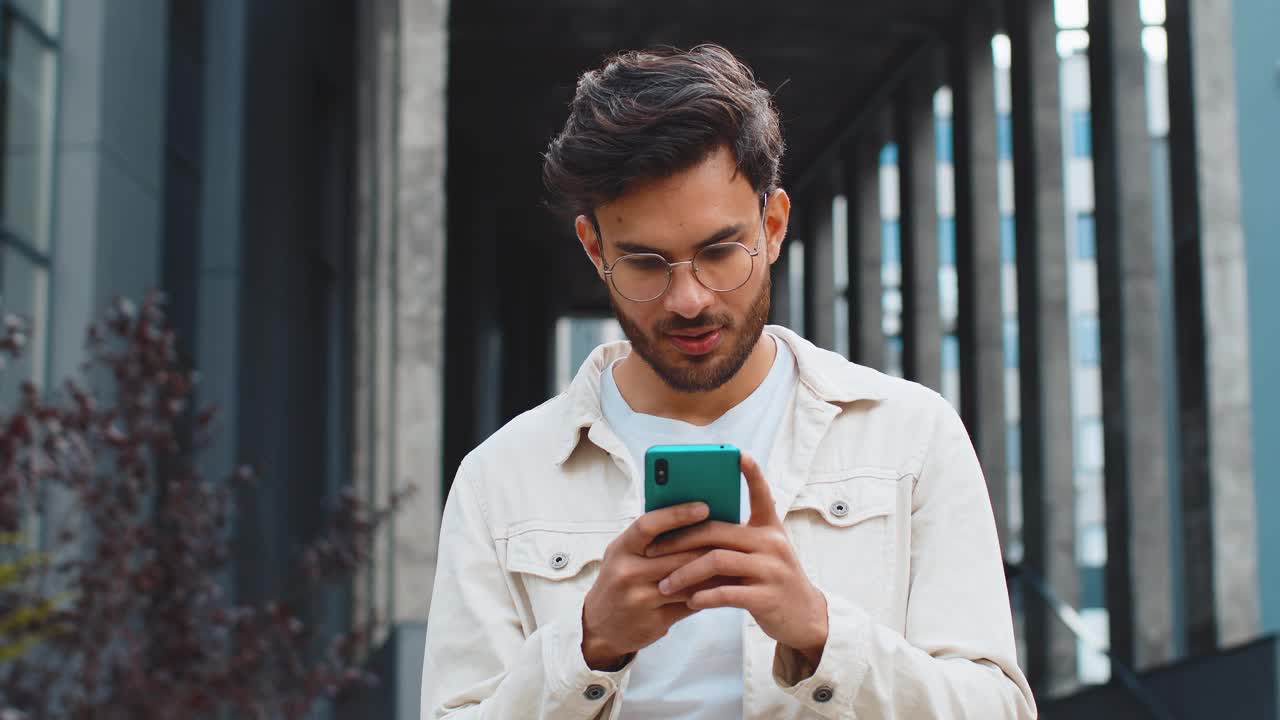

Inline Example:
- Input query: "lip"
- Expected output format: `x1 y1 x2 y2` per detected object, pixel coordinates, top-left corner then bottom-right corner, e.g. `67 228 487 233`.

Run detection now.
666 328 722 356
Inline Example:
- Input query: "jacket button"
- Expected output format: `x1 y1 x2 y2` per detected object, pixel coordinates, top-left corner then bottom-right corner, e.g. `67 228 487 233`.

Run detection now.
812 685 835 703
583 684 607 701
829 500 850 518
550 552 570 570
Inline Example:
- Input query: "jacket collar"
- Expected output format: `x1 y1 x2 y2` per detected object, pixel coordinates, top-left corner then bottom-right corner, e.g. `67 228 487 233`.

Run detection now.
552 324 887 466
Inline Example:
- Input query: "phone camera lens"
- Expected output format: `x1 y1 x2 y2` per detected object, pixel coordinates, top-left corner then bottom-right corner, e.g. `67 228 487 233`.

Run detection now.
655 458 668 485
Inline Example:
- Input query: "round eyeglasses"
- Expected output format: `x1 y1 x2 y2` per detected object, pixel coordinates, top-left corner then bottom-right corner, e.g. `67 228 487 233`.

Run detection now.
596 193 768 303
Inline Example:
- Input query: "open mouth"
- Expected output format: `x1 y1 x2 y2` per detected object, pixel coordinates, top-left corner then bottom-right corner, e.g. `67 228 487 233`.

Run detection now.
666 328 722 355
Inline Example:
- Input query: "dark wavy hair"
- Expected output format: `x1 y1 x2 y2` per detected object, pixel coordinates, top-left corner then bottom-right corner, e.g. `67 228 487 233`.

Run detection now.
542 44 785 220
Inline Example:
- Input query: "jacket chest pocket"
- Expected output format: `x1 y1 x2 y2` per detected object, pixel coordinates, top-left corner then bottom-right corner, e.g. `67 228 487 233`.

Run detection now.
503 523 620 631
785 474 901 620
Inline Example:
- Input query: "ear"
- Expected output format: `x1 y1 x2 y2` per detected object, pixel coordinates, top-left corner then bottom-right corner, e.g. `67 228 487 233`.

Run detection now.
764 189 791 265
575 215 607 282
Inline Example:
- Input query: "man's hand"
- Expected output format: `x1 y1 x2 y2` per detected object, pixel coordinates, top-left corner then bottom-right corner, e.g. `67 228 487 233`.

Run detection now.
645 452 829 667
580 501 714 671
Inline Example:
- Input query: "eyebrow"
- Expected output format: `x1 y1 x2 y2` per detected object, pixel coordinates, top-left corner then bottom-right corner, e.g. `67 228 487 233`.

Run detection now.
611 223 748 257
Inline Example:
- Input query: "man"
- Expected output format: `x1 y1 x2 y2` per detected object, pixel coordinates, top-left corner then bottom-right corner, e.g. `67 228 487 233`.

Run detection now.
421 45 1037 719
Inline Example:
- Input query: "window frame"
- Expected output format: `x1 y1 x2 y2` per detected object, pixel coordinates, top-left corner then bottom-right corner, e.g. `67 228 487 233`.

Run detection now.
0 0 60 380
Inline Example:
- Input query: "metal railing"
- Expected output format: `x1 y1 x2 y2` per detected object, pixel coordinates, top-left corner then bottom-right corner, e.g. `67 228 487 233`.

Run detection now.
1005 562 1179 720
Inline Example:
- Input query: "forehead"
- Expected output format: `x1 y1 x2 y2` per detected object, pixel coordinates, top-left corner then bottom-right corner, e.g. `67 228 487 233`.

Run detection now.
594 147 759 249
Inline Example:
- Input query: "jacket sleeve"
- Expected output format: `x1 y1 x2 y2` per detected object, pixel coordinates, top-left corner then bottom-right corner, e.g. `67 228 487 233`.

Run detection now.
420 459 630 719
771 392 1038 719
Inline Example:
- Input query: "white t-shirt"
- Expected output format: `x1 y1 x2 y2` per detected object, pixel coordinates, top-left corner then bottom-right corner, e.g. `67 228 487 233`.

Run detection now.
600 333 797 719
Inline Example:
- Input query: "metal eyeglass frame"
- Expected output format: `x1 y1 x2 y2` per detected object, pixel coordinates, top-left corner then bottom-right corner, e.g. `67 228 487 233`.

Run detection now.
594 192 769 303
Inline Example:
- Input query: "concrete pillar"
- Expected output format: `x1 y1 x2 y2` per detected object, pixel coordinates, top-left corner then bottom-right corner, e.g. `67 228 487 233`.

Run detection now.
1087 0 1177 669
1166 0 1261 653
950 5 1009 548
896 72 942 391
388 0 449 624
804 181 838 350
352 0 450 638
843 134 886 370
1007 0 1079 695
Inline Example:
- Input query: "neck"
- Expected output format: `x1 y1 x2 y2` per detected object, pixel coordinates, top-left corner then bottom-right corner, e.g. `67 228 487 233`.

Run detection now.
613 332 778 426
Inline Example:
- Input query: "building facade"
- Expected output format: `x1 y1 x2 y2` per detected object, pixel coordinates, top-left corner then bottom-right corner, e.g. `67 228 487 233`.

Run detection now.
0 0 1275 717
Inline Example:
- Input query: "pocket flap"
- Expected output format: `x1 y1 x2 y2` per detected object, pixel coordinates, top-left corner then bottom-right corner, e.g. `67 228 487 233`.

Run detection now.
504 523 621 581
789 475 898 527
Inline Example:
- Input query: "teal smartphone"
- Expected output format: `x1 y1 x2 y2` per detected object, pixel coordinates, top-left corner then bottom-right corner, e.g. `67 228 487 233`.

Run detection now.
644 443 741 525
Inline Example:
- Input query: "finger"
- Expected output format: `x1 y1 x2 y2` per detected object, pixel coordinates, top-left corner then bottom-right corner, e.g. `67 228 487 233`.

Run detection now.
686 584 769 612
741 452 779 527
638 549 710 580
617 502 709 555
659 549 767 596
644 521 765 558
653 578 733 606
658 603 699 628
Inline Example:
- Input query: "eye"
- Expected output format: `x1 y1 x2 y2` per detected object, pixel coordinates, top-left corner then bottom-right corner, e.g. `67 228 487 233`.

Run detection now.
623 255 669 272
699 244 741 262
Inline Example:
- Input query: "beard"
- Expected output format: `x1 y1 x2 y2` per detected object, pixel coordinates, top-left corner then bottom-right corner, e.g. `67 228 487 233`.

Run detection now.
611 271 772 394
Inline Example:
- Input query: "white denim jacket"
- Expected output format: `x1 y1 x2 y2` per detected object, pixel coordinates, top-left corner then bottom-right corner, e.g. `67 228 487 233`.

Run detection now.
421 326 1038 719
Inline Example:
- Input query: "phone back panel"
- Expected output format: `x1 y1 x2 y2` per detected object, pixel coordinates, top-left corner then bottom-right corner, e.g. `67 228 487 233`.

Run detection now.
644 444 741 525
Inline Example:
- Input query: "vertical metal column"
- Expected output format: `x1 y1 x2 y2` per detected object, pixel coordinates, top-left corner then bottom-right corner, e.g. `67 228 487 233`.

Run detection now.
1166 0 1261 653
1088 0 1177 670
844 134 886 370
896 73 942 390
950 5 1009 547
1007 0 1079 695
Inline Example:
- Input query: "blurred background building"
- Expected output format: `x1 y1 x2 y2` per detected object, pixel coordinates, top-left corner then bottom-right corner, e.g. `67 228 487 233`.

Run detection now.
0 0 1276 717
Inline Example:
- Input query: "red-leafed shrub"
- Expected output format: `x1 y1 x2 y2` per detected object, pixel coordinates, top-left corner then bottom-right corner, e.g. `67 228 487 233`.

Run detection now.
0 293 409 720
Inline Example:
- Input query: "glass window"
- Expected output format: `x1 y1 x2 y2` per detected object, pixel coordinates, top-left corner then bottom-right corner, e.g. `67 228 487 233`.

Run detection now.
1078 523 1108 567
1072 110 1093 157
885 335 904 378
788 240 805 336
938 217 956 267
934 117 953 165
1007 423 1021 473
941 334 960 372
1077 416 1105 472
1004 317 1019 369
1079 565 1106 609
3 19 58 251
833 296 849 359
879 143 898 166
1056 0 1089 29
881 220 900 266
1140 0 1166 26
554 316 622 393
0 246 49 404
997 113 1013 160
1076 213 1096 260
832 195 848 289
0 0 59 410
1000 215 1016 264
1076 314 1101 367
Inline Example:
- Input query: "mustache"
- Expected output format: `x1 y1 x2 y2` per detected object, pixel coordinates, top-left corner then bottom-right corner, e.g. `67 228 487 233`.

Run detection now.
656 313 734 333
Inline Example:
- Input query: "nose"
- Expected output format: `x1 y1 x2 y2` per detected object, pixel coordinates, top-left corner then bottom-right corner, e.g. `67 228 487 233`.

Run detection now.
662 262 715 319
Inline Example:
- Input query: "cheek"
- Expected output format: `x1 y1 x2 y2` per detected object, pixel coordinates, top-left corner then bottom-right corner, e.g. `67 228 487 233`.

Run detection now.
619 303 660 333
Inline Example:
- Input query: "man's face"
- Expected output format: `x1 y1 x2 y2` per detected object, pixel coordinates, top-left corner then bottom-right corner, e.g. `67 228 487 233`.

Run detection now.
575 146 789 393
